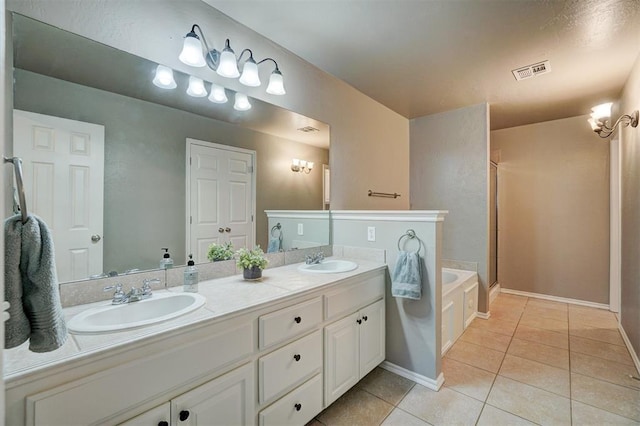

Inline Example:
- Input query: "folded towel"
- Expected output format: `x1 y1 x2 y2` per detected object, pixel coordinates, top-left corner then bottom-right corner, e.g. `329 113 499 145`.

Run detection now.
267 236 281 253
4 214 67 352
391 251 422 300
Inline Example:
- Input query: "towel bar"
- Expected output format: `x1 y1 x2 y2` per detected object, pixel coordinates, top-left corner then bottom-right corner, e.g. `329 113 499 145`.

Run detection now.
368 190 401 199
4 156 28 223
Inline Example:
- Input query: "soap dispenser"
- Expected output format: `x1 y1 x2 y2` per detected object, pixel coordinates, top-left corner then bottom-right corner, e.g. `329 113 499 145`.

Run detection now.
184 254 198 293
160 248 174 269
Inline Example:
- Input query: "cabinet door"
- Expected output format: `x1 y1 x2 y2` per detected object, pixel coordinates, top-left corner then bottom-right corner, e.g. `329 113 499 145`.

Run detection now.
171 363 254 426
119 403 170 426
324 312 360 405
359 299 385 378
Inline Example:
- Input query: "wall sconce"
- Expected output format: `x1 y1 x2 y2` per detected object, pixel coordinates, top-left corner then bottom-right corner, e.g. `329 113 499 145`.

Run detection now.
291 158 314 174
588 102 639 138
178 24 286 95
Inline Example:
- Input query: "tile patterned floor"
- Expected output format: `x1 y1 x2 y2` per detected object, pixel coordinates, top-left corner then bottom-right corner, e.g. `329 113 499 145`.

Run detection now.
308 293 640 425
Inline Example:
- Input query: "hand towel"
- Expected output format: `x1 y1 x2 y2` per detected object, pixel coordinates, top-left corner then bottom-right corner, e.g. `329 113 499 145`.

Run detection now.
4 214 68 352
391 251 422 300
267 236 282 253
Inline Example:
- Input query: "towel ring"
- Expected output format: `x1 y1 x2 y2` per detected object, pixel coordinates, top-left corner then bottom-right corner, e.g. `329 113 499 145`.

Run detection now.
271 223 282 238
397 229 422 255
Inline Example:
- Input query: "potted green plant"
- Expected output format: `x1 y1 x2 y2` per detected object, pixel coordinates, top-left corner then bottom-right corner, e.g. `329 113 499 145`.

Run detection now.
207 242 234 262
236 246 268 280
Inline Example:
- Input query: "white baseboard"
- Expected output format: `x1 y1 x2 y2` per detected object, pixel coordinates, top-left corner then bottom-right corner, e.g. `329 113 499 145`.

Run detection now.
379 361 444 391
617 323 640 375
476 312 491 320
489 283 501 305
500 288 610 310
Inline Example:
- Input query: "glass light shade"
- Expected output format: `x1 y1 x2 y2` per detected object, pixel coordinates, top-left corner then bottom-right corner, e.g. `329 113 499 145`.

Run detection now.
234 93 252 111
307 162 314 171
591 102 613 120
217 48 240 78
186 76 207 97
299 160 307 169
587 117 601 131
292 158 300 167
179 34 206 67
152 65 177 89
266 69 286 95
208 84 228 103
239 58 261 87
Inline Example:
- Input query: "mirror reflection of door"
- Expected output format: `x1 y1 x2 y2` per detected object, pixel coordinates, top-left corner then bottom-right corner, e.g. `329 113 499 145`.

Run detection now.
13 110 105 282
186 139 256 263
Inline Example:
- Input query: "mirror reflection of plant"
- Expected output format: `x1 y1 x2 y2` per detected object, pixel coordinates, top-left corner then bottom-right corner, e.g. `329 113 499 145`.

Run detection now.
207 242 234 262
236 246 268 270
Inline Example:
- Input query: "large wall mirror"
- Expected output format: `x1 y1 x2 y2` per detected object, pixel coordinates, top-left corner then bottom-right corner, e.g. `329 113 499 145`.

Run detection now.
10 14 331 284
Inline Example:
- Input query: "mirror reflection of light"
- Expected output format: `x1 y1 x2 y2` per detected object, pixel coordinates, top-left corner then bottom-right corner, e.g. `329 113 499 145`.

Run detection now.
152 65 177 89
186 76 207 97
208 84 228 103
234 92 252 111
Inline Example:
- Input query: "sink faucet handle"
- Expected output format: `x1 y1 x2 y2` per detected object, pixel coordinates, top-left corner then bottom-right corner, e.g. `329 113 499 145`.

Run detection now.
142 278 160 295
103 283 124 295
103 283 127 304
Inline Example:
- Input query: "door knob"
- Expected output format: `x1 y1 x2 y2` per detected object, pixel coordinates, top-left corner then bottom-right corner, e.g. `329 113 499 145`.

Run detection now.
225 227 231 233
218 228 225 233
91 234 101 243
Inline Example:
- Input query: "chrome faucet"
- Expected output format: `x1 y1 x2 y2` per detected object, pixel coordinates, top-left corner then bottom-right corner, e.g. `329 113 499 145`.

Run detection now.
103 278 160 305
305 251 325 265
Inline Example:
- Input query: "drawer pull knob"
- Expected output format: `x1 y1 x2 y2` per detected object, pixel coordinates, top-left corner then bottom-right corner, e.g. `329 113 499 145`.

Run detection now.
179 410 190 421
294 316 302 324
357 318 362 324
158 422 169 426
363 315 368 321
295 403 302 411
294 354 301 361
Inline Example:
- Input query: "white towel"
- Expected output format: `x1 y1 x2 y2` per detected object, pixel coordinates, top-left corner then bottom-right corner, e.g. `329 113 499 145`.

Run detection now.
391 251 422 300
4 214 67 352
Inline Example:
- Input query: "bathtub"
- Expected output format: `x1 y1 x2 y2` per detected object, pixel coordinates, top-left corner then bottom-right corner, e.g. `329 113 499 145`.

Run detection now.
441 268 479 355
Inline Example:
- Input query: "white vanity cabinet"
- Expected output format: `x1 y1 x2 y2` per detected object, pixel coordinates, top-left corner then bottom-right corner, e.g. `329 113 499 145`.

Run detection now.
324 298 385 405
119 403 170 426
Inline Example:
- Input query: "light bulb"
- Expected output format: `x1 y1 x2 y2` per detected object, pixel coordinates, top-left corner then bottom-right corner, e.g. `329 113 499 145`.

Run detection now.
208 84 228 103
217 42 240 78
233 93 251 111
266 69 286 95
178 32 206 67
152 65 177 89
239 58 261 87
186 76 207 97
591 102 613 120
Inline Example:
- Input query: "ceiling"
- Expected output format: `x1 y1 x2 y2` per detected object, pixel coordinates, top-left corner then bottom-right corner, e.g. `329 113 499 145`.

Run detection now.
204 0 640 130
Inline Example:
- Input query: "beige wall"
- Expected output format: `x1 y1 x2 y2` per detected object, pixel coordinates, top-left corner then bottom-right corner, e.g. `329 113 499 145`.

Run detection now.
620 52 640 359
491 115 610 304
6 0 410 210
410 103 490 312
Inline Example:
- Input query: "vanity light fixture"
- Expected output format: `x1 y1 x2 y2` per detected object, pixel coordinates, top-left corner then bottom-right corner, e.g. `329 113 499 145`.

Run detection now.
152 65 177 89
588 102 639 138
234 92 252 111
178 24 286 95
291 158 314 174
208 84 228 104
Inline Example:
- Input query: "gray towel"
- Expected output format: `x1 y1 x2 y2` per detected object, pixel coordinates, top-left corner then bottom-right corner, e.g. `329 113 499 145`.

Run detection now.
4 214 67 352
391 251 422 300
267 236 282 253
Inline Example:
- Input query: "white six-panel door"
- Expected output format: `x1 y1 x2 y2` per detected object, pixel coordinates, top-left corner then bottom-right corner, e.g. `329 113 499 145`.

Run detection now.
187 138 255 263
13 110 105 282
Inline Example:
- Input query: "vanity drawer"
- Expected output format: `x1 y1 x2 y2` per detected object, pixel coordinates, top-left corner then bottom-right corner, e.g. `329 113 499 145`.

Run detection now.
325 273 385 320
259 374 323 426
259 330 322 403
259 297 323 349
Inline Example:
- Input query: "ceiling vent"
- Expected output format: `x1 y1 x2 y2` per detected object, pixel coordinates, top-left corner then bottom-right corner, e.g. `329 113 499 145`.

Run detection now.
297 126 320 133
512 60 551 81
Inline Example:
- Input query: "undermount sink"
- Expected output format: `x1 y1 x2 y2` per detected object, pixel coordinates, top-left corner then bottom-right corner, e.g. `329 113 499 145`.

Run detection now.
298 259 358 274
67 292 206 334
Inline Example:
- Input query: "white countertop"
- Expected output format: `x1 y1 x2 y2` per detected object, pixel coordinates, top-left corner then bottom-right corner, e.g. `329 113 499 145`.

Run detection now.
3 258 386 382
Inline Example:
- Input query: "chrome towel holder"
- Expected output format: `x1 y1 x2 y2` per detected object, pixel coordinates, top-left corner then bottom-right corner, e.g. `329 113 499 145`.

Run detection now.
270 222 282 238
397 229 422 254
3 156 28 224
